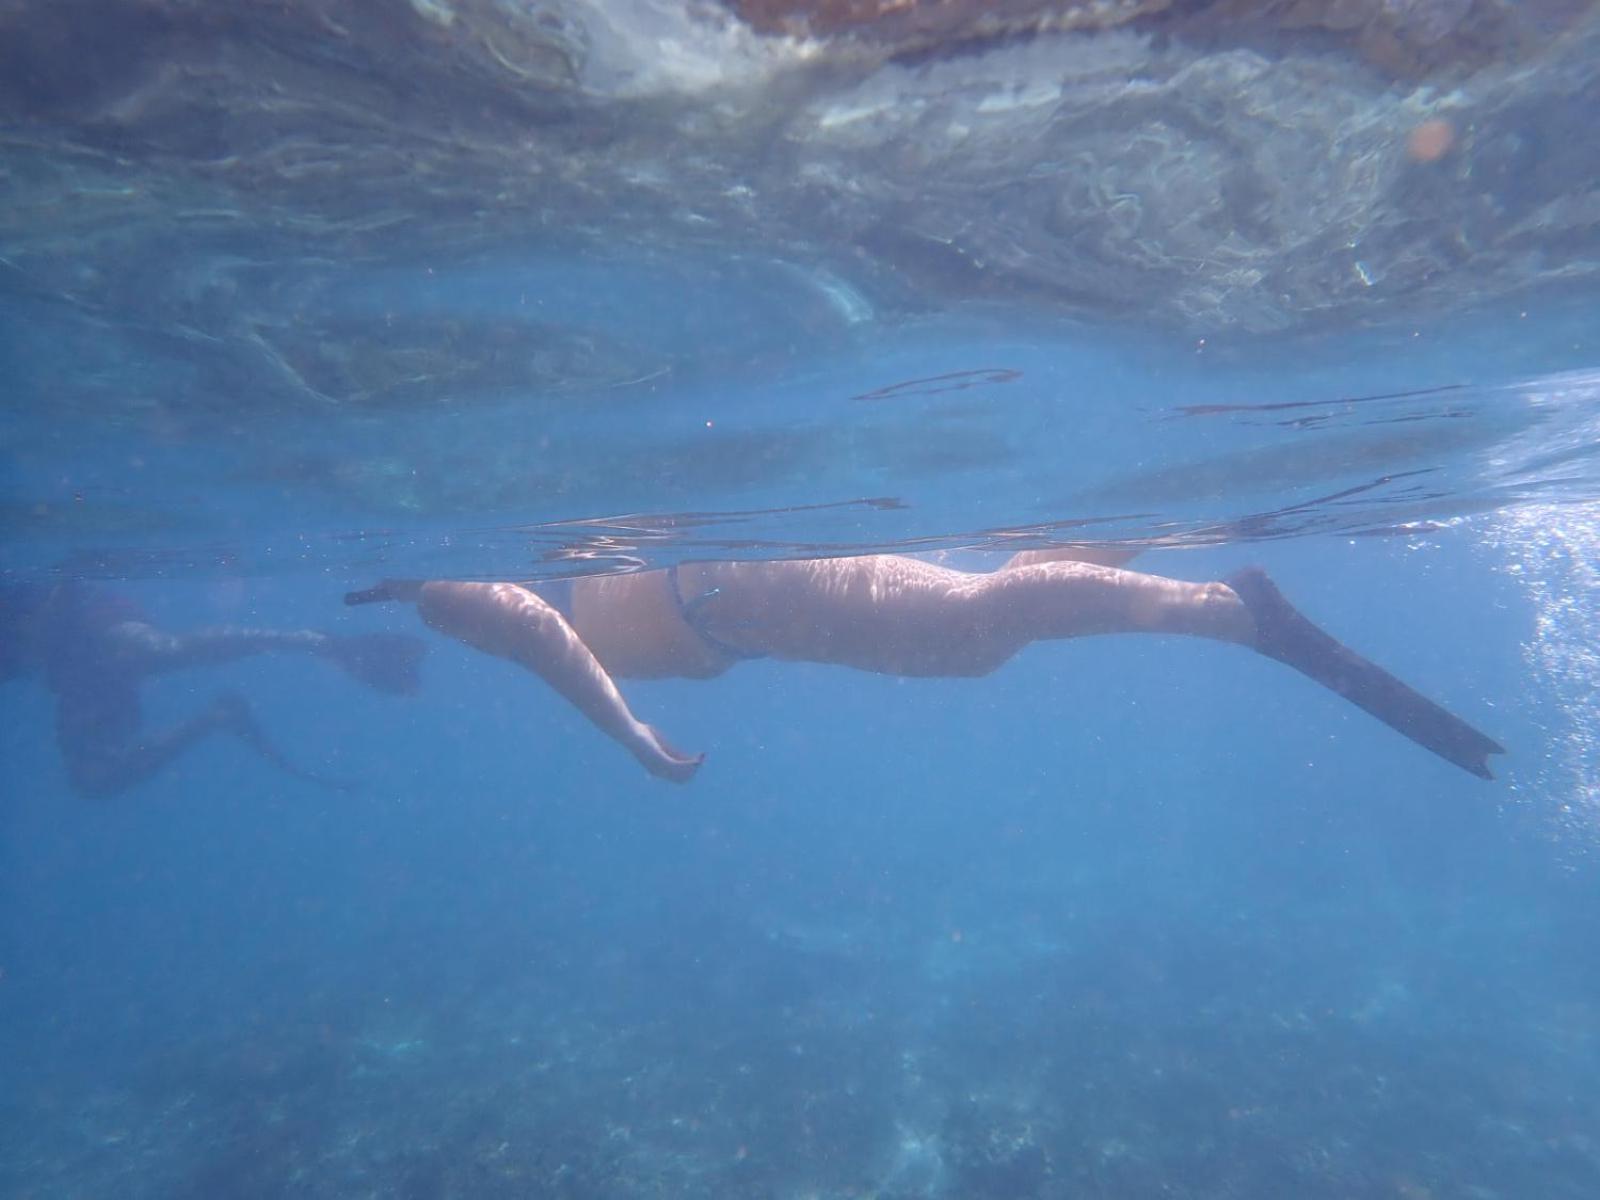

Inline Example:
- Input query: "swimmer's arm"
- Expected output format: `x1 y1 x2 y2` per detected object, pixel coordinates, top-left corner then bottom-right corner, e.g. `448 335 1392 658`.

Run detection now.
364 580 702 783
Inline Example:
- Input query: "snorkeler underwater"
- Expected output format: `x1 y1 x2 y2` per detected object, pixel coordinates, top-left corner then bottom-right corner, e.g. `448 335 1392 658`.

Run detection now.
0 580 425 797
4 2 1600 1198
343 556 1502 783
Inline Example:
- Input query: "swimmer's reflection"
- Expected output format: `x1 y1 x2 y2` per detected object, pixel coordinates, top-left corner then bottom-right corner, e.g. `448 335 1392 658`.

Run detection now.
1 582 424 796
348 549 1503 783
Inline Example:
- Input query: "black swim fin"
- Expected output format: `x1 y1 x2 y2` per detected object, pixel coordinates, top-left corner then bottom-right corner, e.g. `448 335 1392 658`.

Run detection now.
212 693 359 793
1225 567 1505 780
324 633 426 695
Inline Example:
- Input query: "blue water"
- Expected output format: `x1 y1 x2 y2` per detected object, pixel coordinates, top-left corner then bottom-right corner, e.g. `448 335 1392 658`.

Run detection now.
6 308 1599 1196
6 6 1600 1197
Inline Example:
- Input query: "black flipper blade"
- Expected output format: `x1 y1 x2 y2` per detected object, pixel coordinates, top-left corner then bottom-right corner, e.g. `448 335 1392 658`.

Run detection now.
1225 567 1505 780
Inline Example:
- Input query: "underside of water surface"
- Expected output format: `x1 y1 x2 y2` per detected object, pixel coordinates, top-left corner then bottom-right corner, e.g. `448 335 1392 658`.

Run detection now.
4 0 1600 576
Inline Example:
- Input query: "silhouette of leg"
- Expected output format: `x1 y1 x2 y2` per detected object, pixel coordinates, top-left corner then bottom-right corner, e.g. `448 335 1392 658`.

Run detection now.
102 622 423 695
56 683 227 798
56 685 352 798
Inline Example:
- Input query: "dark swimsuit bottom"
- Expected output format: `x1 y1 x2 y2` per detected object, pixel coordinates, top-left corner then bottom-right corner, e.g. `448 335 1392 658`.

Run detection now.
533 569 766 662
665 565 768 661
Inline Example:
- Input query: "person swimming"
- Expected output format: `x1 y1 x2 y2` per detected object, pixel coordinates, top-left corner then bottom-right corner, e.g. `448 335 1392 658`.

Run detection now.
346 550 1504 783
2 580 427 797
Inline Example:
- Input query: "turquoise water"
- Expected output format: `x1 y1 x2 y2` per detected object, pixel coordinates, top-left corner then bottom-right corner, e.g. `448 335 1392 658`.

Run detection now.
6 4 1600 1197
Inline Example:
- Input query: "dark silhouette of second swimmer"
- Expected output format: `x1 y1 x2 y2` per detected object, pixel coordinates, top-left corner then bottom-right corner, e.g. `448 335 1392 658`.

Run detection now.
346 548 1503 783
1 582 426 797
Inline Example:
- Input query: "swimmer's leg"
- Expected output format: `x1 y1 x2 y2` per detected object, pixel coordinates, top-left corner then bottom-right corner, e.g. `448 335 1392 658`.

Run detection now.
979 561 1502 776
975 560 1256 645
103 621 424 695
55 688 347 798
1224 567 1504 780
705 557 1501 777
382 580 702 783
681 556 1254 676
56 683 212 798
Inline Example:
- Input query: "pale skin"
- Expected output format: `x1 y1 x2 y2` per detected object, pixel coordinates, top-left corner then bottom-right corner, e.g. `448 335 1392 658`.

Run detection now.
366 549 1262 783
568 553 1255 680
358 543 1508 782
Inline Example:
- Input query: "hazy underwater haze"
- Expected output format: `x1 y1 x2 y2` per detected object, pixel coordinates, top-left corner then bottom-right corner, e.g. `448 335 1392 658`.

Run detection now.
4 2 1600 1197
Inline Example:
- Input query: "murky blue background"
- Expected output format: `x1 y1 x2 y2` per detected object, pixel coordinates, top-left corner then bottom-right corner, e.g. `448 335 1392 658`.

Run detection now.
5 2 1600 1195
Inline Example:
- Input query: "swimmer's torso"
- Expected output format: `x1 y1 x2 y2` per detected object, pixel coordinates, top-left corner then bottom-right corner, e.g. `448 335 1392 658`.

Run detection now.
561 558 1015 680
564 572 730 680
